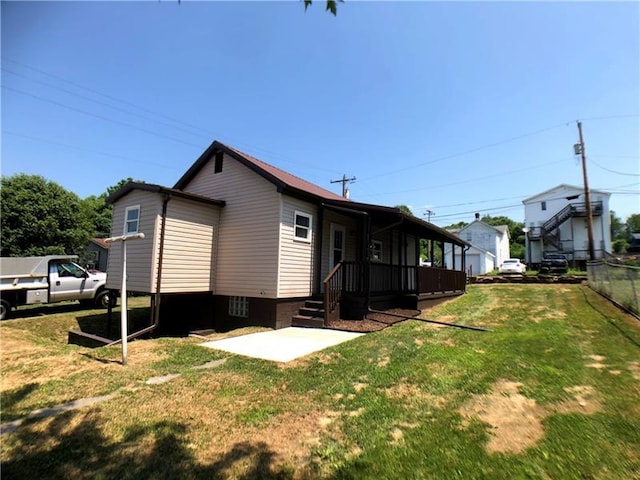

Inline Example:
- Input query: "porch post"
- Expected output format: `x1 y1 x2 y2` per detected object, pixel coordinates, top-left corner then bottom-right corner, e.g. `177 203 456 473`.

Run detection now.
315 205 325 294
452 243 456 270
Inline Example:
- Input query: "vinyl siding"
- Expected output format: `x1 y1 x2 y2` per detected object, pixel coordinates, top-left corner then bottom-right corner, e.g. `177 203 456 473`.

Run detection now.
278 196 317 297
181 153 281 297
106 190 161 292
158 198 219 293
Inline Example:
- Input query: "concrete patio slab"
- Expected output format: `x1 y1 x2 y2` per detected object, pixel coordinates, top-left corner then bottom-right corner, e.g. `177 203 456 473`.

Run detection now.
200 327 365 362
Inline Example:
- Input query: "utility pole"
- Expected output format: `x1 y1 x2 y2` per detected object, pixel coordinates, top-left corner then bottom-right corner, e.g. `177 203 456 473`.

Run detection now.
424 209 435 222
331 174 356 198
575 121 595 261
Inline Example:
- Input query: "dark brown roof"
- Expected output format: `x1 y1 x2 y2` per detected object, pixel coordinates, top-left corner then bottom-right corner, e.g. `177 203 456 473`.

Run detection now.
105 182 226 207
174 141 346 202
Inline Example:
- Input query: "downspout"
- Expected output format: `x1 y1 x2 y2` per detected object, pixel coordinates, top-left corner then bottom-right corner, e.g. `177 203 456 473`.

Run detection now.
152 194 170 330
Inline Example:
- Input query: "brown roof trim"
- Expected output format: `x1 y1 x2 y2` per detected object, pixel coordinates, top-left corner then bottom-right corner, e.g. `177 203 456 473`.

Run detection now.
174 141 346 202
323 199 469 247
105 182 226 207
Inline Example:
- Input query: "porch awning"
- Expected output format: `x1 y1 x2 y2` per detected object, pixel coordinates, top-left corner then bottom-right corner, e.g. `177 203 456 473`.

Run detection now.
322 200 469 248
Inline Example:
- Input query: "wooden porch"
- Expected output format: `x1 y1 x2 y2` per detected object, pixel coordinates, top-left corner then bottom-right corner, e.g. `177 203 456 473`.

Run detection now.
322 261 466 323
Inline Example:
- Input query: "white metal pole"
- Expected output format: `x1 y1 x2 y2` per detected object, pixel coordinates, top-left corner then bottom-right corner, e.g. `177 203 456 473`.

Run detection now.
104 232 145 366
121 239 128 365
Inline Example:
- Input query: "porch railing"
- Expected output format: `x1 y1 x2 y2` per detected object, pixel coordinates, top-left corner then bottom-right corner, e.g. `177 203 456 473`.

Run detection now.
323 262 343 323
342 261 466 295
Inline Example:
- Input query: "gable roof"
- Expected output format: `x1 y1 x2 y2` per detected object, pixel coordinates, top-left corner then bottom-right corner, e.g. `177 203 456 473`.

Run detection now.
523 184 610 203
174 141 468 247
174 141 346 202
105 182 226 207
455 220 510 238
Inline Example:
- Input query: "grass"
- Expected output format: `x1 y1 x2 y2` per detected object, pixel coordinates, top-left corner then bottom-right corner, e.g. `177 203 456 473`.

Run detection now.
1 285 639 479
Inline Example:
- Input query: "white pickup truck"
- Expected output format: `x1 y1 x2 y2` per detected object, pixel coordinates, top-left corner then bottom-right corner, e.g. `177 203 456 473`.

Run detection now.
0 255 113 320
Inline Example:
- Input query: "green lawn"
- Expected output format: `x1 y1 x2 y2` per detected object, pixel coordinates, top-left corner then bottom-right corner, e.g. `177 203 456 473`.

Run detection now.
1 285 639 479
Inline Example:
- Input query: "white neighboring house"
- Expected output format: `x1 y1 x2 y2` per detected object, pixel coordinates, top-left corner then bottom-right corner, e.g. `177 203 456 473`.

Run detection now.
522 184 611 266
446 213 511 275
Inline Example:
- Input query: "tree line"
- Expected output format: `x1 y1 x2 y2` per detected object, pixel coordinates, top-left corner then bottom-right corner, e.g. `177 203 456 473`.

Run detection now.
0 174 141 258
1 174 638 260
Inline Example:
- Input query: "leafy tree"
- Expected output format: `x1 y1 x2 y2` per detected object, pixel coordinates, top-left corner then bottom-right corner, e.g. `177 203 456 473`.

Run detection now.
612 239 629 254
626 214 640 238
610 211 626 241
81 194 112 238
106 177 138 197
394 204 413 216
1 174 93 256
304 0 343 15
444 221 468 231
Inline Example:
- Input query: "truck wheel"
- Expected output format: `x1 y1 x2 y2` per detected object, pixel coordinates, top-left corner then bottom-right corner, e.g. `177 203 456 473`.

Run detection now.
95 290 115 309
0 299 10 320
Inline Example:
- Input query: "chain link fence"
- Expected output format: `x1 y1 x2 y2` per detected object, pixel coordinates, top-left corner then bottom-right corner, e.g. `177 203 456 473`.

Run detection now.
587 259 640 317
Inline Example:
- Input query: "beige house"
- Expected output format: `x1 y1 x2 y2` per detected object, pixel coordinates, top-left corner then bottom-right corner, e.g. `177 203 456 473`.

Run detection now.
105 141 469 333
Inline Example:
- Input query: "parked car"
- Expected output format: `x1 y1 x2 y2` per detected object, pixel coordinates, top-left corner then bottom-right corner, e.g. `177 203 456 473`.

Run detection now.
498 258 526 274
540 253 569 274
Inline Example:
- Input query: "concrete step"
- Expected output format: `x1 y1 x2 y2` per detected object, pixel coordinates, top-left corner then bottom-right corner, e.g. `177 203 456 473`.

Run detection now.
291 315 325 328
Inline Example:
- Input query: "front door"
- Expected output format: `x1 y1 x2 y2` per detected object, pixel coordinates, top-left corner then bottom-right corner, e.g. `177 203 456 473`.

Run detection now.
330 224 345 267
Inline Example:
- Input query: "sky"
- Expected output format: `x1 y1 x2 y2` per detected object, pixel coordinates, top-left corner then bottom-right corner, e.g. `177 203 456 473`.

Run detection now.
2 1 639 227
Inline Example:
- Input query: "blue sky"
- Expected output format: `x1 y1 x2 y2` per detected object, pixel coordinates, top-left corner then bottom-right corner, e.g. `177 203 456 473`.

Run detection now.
2 1 639 226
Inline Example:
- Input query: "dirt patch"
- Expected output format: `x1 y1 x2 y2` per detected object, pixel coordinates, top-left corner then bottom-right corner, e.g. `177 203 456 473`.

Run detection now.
384 380 448 408
460 380 544 454
389 427 403 444
553 386 602 415
461 379 604 454
628 361 640 380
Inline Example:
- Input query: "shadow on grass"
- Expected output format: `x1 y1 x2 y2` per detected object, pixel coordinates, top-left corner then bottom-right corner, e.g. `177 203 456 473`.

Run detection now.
3 302 88 321
2 411 298 479
581 286 640 349
75 307 153 341
1 383 40 415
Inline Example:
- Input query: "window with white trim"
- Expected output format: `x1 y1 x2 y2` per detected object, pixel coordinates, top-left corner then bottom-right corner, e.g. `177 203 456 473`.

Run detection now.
229 296 248 318
371 240 383 262
294 211 312 242
124 205 140 234
541 201 547 211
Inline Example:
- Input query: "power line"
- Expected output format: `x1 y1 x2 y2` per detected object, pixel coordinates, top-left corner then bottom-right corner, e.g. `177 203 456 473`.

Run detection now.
2 84 205 149
357 122 571 183
357 158 567 199
2 130 184 171
1 58 343 177
589 158 640 177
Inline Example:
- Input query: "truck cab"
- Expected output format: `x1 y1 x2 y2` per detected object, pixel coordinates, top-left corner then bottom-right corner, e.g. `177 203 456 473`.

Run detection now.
48 260 107 303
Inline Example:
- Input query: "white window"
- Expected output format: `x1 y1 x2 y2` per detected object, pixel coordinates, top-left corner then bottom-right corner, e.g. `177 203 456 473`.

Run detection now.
371 240 383 262
466 232 473 242
294 211 312 242
229 296 248 318
124 205 140 234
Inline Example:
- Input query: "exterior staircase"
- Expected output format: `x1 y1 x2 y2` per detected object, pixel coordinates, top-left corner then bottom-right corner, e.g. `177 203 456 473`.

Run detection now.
291 299 326 328
540 201 603 249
